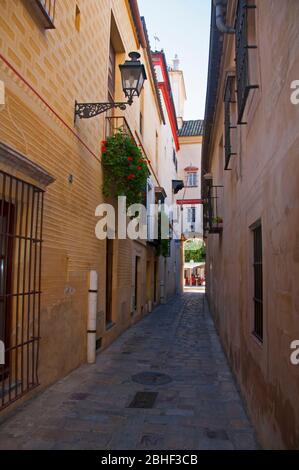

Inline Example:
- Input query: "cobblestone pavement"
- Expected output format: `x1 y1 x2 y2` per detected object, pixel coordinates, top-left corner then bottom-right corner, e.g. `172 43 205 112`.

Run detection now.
0 293 258 450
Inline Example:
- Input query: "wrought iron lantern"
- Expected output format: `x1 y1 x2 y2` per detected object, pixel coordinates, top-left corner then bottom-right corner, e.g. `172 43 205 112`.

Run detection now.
119 52 147 104
75 52 147 121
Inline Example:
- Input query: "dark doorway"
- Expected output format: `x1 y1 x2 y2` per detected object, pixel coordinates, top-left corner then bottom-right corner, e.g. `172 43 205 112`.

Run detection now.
134 256 140 312
154 259 158 303
106 239 114 326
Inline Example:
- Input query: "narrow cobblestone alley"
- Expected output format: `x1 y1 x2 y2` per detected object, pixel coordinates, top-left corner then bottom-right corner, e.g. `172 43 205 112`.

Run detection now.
0 293 258 450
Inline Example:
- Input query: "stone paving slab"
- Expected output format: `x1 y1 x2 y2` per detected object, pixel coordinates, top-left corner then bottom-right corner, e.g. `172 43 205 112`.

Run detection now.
0 293 259 450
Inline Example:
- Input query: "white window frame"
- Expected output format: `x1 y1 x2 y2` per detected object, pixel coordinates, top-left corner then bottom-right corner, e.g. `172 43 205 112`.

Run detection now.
186 172 198 187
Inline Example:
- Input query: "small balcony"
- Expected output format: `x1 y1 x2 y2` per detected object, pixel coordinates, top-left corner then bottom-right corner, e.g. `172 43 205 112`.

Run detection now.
31 0 56 29
105 116 134 140
203 185 224 235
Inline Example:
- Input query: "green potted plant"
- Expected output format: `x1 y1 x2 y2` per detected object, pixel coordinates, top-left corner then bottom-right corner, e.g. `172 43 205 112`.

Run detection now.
212 216 223 227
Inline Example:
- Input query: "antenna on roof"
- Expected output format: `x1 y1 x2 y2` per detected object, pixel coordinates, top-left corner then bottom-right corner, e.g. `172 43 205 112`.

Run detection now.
154 35 160 50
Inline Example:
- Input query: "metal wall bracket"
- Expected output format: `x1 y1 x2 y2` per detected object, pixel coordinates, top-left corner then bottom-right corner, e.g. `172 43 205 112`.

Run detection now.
74 100 132 123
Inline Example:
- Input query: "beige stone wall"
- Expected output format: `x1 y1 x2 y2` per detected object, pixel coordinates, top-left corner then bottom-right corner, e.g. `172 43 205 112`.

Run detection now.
0 0 166 412
205 0 299 449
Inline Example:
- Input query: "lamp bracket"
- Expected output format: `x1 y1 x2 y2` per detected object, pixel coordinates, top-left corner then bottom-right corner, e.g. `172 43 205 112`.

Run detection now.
74 99 132 121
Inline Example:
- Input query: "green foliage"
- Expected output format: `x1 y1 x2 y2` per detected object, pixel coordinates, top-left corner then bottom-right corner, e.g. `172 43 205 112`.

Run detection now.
155 211 171 258
156 239 170 258
101 132 149 207
184 240 206 263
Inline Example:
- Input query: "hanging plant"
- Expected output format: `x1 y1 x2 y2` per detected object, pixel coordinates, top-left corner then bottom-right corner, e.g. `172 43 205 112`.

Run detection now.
101 132 149 207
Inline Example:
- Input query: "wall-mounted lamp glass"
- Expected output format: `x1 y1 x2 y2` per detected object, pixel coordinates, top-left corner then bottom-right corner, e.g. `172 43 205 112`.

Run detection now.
75 52 147 121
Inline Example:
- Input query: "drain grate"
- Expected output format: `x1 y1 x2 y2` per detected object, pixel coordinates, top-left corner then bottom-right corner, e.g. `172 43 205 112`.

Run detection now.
132 371 172 386
129 391 158 409
205 429 229 440
70 393 90 401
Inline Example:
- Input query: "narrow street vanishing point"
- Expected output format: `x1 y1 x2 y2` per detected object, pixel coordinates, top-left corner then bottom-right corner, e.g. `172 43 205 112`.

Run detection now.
0 293 258 450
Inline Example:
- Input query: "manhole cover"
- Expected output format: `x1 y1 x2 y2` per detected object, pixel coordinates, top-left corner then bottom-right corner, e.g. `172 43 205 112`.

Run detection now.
129 391 158 409
132 371 172 386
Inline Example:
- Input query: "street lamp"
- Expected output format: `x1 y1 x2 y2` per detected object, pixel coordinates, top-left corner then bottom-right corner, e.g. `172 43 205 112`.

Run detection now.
120 52 147 104
75 52 147 121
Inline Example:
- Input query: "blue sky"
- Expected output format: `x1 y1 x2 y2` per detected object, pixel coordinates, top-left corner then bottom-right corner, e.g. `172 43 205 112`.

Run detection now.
138 0 211 120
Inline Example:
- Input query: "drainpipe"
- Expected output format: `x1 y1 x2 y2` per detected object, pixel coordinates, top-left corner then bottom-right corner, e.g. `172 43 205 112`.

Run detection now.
213 0 235 34
87 270 98 364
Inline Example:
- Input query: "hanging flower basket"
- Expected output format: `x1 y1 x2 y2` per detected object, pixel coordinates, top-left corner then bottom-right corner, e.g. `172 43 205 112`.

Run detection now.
101 131 149 208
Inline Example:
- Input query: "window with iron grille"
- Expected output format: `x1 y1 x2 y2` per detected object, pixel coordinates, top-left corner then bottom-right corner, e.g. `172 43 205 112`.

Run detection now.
140 112 143 135
108 42 116 99
0 171 44 410
32 0 56 29
204 184 224 235
252 222 263 341
224 75 237 170
235 0 258 124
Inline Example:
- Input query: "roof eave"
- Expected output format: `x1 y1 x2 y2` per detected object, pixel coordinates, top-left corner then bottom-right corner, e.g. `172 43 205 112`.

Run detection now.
202 3 226 187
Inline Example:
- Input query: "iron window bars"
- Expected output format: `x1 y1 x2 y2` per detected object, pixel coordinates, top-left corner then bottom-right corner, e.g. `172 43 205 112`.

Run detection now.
252 223 263 341
224 75 237 170
235 0 258 124
204 184 224 235
105 116 133 140
33 0 56 29
0 170 44 411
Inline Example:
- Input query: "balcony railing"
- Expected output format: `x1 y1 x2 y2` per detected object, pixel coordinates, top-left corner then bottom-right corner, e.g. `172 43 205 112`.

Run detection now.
105 116 134 141
203 185 224 235
32 0 56 29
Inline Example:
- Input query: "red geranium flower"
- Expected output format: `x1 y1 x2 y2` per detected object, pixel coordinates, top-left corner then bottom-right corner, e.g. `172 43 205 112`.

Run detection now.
128 157 133 162
128 174 135 180
137 166 142 171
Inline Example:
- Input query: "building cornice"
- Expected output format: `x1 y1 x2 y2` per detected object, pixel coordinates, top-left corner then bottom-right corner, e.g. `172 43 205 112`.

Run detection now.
202 3 227 183
127 0 146 48
0 142 55 187
152 52 180 151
